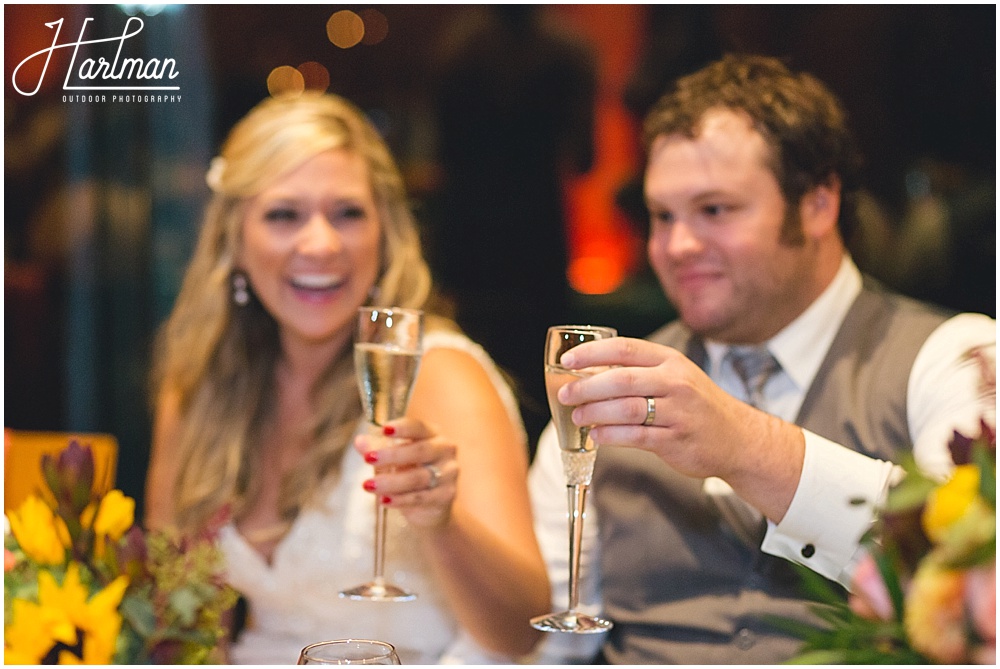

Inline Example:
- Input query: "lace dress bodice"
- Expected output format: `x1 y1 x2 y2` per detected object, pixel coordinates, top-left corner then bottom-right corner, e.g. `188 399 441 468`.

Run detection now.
220 330 524 664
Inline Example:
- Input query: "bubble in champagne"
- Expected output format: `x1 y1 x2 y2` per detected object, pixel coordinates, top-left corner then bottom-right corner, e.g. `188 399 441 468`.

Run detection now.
561 449 597 486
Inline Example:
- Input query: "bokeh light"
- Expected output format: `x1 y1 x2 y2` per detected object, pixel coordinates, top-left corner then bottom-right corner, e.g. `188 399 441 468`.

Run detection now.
298 61 330 92
117 4 178 16
267 65 305 97
327 10 364 49
568 256 626 295
360 9 389 45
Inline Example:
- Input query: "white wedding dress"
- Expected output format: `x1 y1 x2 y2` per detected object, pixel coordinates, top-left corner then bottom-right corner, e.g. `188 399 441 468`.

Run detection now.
219 330 525 665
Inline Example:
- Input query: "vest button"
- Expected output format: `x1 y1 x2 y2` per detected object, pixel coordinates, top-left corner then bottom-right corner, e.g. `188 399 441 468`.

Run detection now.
735 627 755 650
801 543 816 558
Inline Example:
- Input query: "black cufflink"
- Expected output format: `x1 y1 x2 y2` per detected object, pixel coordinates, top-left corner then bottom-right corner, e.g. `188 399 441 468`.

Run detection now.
801 543 815 558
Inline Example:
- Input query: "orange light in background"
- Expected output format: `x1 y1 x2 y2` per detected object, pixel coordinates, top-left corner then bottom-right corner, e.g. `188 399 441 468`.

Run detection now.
267 65 304 97
360 9 389 45
563 99 642 294
327 10 365 49
298 61 330 92
550 5 647 295
5 5 72 97
569 256 626 296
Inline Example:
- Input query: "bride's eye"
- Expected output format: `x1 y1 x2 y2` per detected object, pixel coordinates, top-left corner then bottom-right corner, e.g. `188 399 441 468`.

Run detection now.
340 205 365 220
331 204 370 225
263 207 300 224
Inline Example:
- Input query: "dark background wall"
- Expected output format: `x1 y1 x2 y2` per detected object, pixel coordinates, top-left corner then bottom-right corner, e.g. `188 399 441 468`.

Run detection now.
5 4 995 516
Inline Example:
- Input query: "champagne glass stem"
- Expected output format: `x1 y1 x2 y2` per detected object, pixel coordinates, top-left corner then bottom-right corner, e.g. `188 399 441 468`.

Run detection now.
566 483 588 614
373 499 387 584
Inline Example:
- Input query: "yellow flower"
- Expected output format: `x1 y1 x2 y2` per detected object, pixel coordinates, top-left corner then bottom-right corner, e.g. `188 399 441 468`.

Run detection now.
904 562 968 663
93 490 134 540
83 489 135 557
4 597 76 664
922 464 980 543
75 575 129 664
7 495 68 565
3 563 129 665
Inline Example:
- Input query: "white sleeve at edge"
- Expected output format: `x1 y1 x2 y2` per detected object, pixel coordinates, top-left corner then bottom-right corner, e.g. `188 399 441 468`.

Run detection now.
762 313 995 589
760 431 895 589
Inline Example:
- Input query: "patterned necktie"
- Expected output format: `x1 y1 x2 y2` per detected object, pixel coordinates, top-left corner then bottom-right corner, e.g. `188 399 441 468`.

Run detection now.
705 345 782 549
726 345 781 409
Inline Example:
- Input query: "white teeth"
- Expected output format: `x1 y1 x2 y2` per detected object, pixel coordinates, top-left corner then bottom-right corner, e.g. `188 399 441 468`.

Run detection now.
291 274 343 289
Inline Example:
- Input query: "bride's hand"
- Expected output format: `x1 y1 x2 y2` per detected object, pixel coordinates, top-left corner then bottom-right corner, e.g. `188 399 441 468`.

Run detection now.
354 417 458 530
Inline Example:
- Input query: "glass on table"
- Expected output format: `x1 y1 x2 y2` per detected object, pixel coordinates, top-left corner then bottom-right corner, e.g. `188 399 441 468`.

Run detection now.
297 639 401 665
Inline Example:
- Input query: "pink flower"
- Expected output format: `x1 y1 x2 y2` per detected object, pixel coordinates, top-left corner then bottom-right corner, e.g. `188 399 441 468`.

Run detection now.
4 548 16 571
965 561 996 665
848 553 895 621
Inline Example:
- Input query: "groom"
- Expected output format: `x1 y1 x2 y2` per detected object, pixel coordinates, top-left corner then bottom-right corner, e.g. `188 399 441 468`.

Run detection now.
529 54 995 664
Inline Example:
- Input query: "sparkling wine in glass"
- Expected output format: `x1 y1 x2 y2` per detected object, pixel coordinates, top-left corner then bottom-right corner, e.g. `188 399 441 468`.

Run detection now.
297 639 401 665
340 307 423 602
531 325 617 634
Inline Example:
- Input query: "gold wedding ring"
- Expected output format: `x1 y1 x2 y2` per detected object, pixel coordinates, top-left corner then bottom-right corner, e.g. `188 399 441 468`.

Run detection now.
424 463 442 489
642 397 656 426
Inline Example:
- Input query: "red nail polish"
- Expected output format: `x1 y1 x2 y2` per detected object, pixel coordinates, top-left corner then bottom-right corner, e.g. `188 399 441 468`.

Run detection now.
382 425 395 436
381 496 392 505
364 451 379 464
363 479 376 492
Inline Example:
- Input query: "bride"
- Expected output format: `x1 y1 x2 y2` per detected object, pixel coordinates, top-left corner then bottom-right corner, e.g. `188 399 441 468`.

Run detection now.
145 92 549 664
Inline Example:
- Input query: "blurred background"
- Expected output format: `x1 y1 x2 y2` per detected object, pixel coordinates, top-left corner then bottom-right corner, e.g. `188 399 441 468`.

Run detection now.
5 4 995 516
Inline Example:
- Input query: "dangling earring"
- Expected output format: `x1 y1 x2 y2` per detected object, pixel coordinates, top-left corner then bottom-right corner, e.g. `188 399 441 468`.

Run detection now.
232 272 250 306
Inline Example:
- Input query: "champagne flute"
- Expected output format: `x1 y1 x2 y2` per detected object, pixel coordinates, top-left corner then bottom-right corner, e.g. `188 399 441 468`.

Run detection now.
298 639 401 665
531 325 617 634
340 307 423 602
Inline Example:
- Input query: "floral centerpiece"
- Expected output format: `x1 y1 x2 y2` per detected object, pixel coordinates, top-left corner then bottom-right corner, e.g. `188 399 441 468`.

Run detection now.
785 345 996 664
4 439 238 664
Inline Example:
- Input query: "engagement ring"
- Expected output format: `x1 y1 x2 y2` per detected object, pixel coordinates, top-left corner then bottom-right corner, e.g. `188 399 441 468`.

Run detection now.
424 463 442 489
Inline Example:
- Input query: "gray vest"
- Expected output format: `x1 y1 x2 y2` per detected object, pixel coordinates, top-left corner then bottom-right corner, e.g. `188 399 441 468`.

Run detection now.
592 280 950 664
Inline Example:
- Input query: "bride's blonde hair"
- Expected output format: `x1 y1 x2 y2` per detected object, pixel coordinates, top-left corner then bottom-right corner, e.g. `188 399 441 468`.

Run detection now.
152 92 432 533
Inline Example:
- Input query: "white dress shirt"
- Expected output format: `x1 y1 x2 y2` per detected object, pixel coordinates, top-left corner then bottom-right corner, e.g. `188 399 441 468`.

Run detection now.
528 255 995 661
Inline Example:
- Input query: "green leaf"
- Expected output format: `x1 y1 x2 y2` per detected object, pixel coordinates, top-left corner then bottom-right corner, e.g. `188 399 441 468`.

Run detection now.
120 592 157 637
113 623 149 664
884 475 936 512
872 546 905 623
788 563 849 605
763 613 832 640
169 586 202 627
169 628 215 644
973 442 996 508
785 649 850 664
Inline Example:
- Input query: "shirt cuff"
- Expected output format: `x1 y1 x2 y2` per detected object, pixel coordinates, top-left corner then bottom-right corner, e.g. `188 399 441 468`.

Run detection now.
760 430 895 588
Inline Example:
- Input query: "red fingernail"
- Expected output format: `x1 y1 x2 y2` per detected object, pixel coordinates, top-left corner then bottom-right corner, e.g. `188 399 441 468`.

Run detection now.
383 425 395 436
363 479 376 492
364 451 379 464
380 496 392 505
